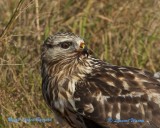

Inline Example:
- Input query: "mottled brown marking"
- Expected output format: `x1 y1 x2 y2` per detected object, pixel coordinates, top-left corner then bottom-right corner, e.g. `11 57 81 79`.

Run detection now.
117 96 125 102
104 74 117 82
125 96 133 103
116 71 124 78
124 73 135 80
93 90 101 96
108 86 121 95
130 104 139 113
112 103 120 119
136 74 148 80
142 82 158 89
152 109 160 116
108 96 116 103
126 80 139 88
61 91 68 99
148 101 159 110
120 111 130 119
132 97 140 104
130 111 143 119
121 89 130 95
145 110 152 120
106 69 117 73
121 103 130 113
140 94 148 102
63 79 70 90
113 79 123 88
104 102 112 114
88 99 103 119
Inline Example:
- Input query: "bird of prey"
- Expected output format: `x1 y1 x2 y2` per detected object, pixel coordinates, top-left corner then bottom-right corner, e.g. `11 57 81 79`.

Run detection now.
41 32 160 128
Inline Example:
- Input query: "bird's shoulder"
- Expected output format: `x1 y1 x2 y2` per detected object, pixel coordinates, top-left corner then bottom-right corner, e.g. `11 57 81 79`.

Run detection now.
80 60 160 92
73 61 160 128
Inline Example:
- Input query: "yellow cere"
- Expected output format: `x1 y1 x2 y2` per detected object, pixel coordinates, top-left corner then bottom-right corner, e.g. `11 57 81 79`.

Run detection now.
80 42 85 49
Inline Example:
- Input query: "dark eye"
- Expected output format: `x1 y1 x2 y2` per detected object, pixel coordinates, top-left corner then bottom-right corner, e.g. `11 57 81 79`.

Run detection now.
60 42 72 49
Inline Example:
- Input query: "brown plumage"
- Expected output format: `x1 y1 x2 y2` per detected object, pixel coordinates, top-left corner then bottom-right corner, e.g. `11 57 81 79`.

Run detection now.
41 32 160 128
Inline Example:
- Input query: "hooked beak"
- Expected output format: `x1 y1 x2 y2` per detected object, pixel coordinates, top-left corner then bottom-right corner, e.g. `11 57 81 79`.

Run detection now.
79 42 89 57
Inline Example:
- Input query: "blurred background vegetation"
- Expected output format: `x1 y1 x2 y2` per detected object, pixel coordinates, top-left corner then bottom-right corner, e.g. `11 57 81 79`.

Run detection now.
0 0 160 128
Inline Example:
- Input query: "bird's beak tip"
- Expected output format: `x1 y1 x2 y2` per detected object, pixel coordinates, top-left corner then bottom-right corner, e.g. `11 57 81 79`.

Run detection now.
82 46 89 57
77 42 89 57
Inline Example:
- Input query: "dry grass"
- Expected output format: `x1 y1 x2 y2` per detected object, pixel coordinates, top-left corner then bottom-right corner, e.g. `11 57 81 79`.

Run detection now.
0 0 160 128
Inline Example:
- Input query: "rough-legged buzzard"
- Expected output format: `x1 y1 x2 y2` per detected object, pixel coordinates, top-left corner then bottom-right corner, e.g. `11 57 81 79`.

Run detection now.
41 32 160 128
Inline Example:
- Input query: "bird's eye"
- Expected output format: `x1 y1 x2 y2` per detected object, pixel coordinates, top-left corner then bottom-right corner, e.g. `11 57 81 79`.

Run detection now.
60 42 72 49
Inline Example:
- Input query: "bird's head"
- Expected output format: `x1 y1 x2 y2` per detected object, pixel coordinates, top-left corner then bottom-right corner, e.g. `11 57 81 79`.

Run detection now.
41 32 89 63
